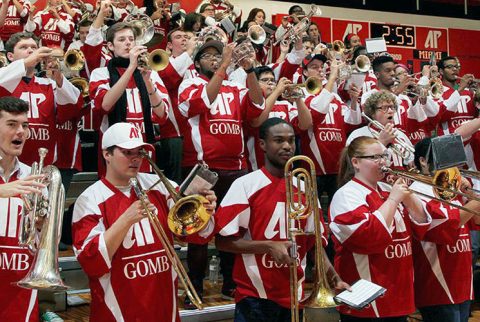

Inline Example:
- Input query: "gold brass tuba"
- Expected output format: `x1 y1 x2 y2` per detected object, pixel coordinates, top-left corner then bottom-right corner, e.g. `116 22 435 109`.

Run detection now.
64 49 85 71
129 177 204 309
17 148 69 291
139 149 211 236
285 155 336 322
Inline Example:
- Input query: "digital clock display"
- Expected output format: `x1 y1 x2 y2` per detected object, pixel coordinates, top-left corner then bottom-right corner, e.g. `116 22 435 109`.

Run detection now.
370 23 416 48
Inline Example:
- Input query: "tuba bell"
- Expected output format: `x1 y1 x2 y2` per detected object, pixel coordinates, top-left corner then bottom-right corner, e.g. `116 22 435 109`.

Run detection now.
247 24 266 45
17 148 69 291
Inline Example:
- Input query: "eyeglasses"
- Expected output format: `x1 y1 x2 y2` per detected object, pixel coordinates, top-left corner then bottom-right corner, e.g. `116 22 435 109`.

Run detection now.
259 77 276 84
204 7 214 11
200 53 222 61
375 104 397 113
444 64 461 70
355 153 390 163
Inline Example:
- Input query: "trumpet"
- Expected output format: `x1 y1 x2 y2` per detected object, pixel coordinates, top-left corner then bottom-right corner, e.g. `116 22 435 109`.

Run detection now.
282 77 322 99
362 112 415 159
0 52 8 68
64 49 85 71
285 156 336 322
138 49 169 71
382 166 480 215
274 4 321 46
403 78 444 99
129 177 204 309
17 148 69 291
69 77 89 98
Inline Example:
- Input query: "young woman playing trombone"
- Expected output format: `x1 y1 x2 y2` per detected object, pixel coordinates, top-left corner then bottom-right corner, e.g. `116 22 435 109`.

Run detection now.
329 136 431 321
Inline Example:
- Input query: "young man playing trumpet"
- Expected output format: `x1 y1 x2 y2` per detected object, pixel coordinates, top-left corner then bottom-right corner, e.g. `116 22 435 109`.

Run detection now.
0 96 45 322
89 21 170 174
0 32 83 170
72 122 217 321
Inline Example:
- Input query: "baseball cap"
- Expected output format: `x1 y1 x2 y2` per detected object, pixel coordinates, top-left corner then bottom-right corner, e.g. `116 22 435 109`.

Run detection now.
193 40 224 63
302 54 327 68
101 122 154 151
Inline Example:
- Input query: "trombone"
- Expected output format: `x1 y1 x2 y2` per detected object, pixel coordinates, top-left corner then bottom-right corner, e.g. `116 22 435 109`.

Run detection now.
285 156 336 322
362 112 415 159
382 166 480 215
129 177 204 309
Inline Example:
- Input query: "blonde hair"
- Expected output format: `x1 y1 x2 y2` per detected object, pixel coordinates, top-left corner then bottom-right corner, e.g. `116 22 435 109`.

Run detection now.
337 136 379 187
363 90 397 119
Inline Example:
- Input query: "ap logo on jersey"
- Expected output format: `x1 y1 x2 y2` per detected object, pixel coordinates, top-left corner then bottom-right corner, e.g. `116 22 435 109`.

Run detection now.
425 30 442 49
123 218 155 249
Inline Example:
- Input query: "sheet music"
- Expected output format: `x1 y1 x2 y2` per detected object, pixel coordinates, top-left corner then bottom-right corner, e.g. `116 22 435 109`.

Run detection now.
335 279 385 308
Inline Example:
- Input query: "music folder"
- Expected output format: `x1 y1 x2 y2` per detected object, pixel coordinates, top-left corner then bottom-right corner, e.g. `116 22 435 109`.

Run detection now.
334 279 386 310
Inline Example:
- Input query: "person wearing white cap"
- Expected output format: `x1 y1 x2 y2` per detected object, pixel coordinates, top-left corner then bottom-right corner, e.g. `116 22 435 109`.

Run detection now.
72 122 217 322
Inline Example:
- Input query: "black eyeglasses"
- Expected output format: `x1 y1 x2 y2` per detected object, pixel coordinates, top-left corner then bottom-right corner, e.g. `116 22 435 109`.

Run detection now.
355 153 390 163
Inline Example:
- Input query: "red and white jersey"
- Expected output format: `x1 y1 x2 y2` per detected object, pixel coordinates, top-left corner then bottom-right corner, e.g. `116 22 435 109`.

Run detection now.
72 173 214 322
436 86 476 136
302 89 362 175
0 59 82 167
178 75 265 170
214 168 326 308
25 10 75 49
337 70 377 103
0 0 30 42
409 181 474 308
157 52 194 139
55 118 82 170
329 178 431 318
74 26 110 80
0 160 38 322
245 100 298 171
464 131 480 191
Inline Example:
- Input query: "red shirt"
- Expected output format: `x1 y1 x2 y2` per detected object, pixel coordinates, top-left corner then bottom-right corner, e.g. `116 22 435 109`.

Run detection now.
26 10 74 49
0 0 30 41
178 75 264 170
329 178 431 318
215 168 326 308
0 160 38 322
436 86 476 136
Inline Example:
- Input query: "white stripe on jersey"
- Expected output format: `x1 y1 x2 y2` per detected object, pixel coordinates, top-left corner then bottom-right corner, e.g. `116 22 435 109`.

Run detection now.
420 241 454 303
24 289 37 322
188 115 204 162
241 230 268 299
100 273 125 321
353 253 380 317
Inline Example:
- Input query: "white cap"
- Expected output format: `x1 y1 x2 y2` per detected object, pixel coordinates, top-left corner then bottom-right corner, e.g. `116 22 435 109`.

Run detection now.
101 122 153 151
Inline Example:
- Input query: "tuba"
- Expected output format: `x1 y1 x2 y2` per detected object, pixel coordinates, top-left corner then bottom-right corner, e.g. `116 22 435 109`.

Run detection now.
285 156 337 322
17 148 69 291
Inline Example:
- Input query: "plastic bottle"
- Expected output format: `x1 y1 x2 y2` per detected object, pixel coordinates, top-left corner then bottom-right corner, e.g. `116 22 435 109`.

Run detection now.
41 311 64 322
209 255 219 285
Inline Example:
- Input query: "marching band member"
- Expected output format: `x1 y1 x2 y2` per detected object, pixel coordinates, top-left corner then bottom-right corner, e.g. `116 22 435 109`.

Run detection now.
178 39 264 304
245 66 312 170
0 0 31 47
411 137 480 322
156 28 196 183
0 32 83 168
89 21 170 173
329 136 431 321
215 118 349 322
344 33 362 51
302 58 361 205
348 91 414 172
72 122 217 321
361 56 437 138
436 56 476 136
24 0 75 49
196 0 241 25
0 96 39 321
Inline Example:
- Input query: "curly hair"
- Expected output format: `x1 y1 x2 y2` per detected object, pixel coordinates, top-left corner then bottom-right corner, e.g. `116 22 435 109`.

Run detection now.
363 90 397 119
